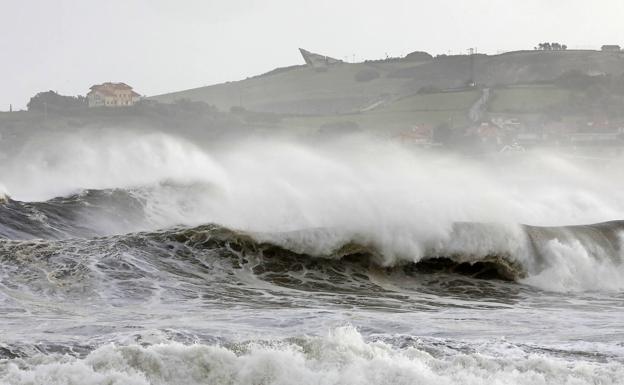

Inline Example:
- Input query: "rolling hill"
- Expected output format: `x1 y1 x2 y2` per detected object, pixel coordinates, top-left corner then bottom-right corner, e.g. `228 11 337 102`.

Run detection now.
150 49 624 118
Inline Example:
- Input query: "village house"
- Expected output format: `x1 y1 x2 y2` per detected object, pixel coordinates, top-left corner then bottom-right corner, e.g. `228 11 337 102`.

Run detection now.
601 45 621 52
87 82 141 107
396 124 434 146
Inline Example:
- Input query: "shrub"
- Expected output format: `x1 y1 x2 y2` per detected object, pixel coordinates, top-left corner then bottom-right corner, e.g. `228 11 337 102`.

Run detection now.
405 51 433 61
27 91 87 112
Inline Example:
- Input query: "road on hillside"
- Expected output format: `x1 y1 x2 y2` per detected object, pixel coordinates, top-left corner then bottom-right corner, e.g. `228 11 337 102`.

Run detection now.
469 88 490 123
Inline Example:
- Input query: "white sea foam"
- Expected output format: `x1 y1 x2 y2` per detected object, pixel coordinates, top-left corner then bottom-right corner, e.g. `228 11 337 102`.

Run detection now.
1 326 621 385
522 235 624 292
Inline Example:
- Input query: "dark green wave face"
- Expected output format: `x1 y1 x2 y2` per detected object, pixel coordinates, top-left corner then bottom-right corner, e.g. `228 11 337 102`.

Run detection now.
0 223 524 315
0 189 148 239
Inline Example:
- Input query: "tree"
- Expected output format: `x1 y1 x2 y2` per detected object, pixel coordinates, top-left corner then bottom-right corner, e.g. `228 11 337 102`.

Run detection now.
537 42 567 51
27 91 87 112
405 51 433 61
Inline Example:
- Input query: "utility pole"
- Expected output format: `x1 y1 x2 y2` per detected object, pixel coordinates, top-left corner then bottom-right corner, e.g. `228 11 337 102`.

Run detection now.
468 47 476 87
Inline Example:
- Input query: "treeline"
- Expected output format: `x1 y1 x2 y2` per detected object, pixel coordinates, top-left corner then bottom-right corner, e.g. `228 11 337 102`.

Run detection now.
23 89 282 126
535 42 568 50
6 91 287 138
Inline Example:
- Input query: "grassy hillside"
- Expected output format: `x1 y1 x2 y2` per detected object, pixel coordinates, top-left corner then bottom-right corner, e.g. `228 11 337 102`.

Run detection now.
382 91 480 112
280 90 479 134
489 86 572 113
150 50 624 116
151 63 412 115
10 50 615 141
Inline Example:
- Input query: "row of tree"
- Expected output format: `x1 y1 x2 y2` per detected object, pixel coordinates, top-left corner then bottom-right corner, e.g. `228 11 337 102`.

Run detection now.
535 42 568 51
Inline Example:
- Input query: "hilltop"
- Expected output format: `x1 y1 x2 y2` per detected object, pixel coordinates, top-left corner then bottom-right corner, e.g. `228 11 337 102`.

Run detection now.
150 49 624 117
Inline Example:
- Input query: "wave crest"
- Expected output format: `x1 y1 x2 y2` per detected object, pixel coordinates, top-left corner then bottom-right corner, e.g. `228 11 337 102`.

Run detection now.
1 204 623 292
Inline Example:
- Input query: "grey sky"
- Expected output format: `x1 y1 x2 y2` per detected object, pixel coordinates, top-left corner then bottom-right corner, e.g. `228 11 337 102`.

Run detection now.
2 0 623 110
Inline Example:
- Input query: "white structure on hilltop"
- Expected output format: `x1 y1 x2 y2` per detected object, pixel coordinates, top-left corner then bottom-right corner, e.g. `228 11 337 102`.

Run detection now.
87 82 141 107
299 48 343 70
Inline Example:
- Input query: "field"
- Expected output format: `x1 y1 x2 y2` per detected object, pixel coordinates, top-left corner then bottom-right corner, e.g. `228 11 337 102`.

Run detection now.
382 91 480 112
281 90 479 134
489 85 571 113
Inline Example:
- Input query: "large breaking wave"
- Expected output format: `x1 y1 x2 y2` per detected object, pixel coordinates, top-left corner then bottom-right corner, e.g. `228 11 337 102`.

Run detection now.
1 204 623 294
1 129 624 293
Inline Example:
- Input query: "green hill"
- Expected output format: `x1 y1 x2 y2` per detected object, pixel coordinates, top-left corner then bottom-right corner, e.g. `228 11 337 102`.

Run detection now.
150 50 624 118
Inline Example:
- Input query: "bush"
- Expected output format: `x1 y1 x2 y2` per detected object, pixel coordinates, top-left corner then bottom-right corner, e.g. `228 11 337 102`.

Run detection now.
405 51 433 61
27 91 87 112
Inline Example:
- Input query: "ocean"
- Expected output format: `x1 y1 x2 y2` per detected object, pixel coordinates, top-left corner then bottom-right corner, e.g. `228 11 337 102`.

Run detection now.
0 130 623 384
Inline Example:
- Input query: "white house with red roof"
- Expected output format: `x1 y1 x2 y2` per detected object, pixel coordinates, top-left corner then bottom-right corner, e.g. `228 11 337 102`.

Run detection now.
87 82 141 107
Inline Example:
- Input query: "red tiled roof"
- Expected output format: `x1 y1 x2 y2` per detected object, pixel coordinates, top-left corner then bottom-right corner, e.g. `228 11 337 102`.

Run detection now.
88 82 141 99
88 88 115 97
89 82 134 91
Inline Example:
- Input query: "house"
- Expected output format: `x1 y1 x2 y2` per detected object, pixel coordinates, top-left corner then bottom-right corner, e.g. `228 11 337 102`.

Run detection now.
478 122 499 139
601 45 621 52
396 124 433 145
87 82 141 107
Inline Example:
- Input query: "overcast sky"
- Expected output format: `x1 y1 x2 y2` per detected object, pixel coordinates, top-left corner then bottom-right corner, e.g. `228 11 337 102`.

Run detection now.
1 0 623 110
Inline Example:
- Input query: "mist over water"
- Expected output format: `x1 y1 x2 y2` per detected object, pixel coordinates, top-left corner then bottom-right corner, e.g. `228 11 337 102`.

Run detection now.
7 129 623 226
1 130 227 202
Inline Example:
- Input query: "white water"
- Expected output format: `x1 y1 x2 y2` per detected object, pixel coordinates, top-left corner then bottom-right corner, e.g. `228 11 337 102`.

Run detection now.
0 130 228 202
524 236 624 292
2 129 624 292
1 326 622 385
